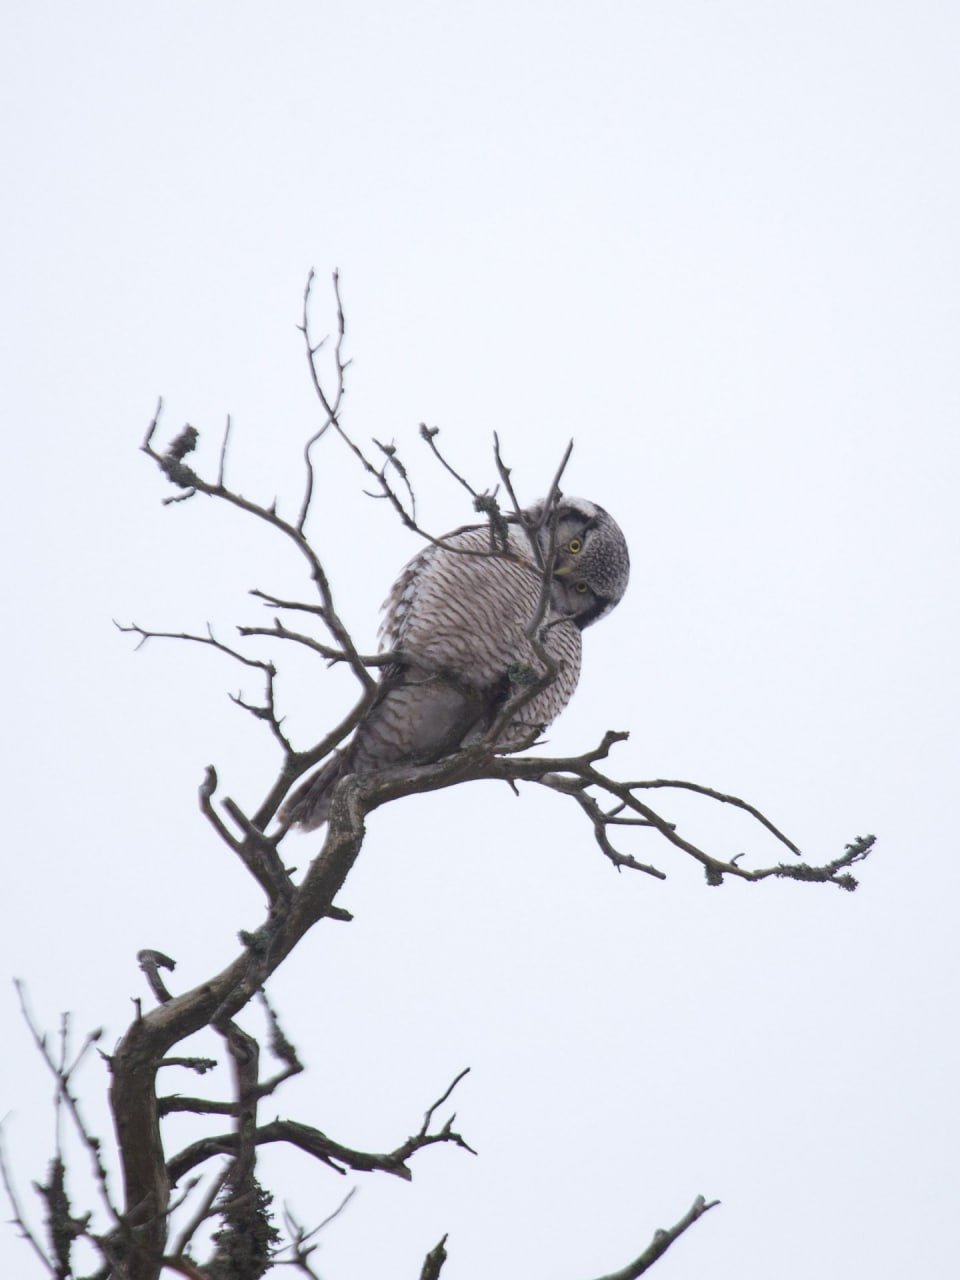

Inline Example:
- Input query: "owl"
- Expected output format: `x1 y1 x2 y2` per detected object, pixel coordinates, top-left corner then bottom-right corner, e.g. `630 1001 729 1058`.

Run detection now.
281 497 630 829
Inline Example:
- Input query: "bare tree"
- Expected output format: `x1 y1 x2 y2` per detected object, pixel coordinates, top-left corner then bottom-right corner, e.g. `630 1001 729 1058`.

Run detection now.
3 273 875 1280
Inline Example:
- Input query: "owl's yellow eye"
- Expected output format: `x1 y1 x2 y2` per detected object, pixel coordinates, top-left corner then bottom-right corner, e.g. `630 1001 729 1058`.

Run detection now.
568 538 583 553
575 581 589 593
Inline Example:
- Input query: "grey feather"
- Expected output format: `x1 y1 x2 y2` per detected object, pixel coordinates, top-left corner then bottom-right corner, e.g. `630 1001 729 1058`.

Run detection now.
281 498 629 829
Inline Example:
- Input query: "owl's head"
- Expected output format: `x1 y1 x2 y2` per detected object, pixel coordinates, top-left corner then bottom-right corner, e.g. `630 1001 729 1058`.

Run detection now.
527 497 630 629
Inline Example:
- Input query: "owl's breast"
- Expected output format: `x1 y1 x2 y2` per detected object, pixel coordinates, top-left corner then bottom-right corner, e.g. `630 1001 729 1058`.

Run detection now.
379 530 582 721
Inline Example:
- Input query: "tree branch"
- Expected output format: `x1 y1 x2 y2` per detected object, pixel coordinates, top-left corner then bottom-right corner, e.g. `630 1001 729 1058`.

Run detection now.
141 399 375 695
14 986 119 1228
297 268 351 534
278 1189 356 1278
237 617 399 667
419 1234 449 1280
0 1123 56 1275
167 1069 474 1186
589 1194 720 1280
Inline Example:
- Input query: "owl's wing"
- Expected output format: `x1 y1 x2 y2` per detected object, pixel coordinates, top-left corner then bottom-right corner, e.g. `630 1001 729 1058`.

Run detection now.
378 521 516 653
380 526 533 676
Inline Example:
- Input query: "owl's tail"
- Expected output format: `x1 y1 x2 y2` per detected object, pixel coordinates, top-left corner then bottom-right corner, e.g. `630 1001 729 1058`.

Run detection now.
279 672 495 831
278 749 351 831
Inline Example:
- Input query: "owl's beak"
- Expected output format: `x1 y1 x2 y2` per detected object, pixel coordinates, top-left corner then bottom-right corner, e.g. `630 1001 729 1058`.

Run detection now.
552 564 572 577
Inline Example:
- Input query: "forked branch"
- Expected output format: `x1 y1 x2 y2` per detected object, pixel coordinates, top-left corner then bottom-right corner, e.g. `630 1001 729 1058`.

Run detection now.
167 1068 474 1186
141 399 375 696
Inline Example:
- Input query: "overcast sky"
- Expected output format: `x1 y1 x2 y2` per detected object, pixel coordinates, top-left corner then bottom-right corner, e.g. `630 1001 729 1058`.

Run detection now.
2 3 959 1277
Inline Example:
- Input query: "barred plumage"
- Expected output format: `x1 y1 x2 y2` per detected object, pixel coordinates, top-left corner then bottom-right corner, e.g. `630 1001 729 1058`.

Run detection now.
282 497 629 829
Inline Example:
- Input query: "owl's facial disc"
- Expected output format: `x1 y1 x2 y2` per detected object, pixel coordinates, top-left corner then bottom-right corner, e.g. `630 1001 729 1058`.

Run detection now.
550 571 611 629
538 500 629 629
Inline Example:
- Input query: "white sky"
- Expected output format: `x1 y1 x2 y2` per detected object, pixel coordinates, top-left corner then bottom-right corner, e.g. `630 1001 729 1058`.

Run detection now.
2 2 959 1277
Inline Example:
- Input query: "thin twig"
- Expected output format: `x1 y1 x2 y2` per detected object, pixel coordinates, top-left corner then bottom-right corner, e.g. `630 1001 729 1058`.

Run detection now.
589 1194 720 1280
0 1122 56 1274
279 1187 356 1277
629 779 801 855
297 269 348 533
115 621 270 672
419 424 479 499
14 985 120 1226
141 403 376 693
169 1160 233 1258
218 415 232 489
295 315 507 561
238 618 400 667
419 1068 470 1138
250 589 327 617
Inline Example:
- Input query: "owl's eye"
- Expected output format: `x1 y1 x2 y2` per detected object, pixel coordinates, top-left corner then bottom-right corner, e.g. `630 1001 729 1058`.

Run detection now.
575 581 589 593
568 538 583 553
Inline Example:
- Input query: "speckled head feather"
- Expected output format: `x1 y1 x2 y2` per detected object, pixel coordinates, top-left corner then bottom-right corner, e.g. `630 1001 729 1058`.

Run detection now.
564 499 629 608
525 497 630 628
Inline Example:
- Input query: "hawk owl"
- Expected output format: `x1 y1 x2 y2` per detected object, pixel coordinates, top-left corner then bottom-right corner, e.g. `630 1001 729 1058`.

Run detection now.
282 497 629 829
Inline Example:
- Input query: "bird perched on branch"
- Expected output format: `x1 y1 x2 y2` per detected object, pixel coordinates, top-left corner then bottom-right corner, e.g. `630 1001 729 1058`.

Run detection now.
281 497 629 829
